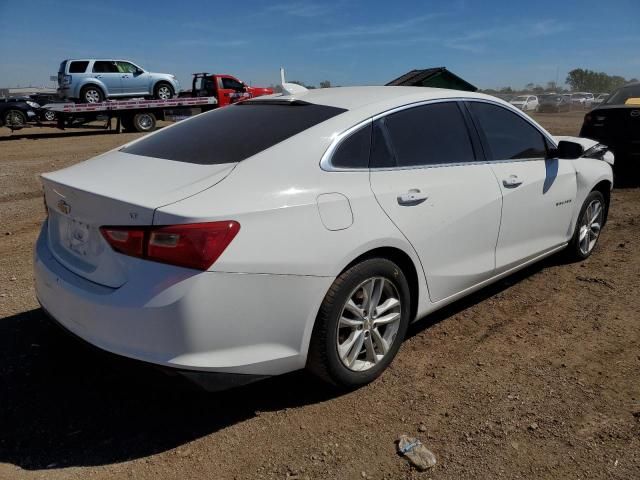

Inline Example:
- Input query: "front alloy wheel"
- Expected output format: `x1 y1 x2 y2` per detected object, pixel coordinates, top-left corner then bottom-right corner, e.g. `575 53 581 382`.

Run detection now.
578 198 604 256
307 258 410 388
567 190 606 260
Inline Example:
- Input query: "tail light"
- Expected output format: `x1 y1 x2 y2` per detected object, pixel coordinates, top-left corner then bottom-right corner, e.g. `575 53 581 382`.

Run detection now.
63 75 72 86
100 221 240 271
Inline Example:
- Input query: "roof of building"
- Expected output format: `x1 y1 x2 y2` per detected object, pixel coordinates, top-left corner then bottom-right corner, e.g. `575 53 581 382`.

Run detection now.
385 67 477 92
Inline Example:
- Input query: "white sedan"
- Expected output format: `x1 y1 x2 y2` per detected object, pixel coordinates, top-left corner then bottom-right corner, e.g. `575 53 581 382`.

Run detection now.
34 87 614 389
509 95 539 111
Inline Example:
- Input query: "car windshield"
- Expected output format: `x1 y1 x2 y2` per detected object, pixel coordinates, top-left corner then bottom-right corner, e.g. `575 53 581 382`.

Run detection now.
604 85 640 105
121 101 347 164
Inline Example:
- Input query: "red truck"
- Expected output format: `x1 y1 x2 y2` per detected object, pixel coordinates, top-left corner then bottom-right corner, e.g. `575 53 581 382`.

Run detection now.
180 73 274 107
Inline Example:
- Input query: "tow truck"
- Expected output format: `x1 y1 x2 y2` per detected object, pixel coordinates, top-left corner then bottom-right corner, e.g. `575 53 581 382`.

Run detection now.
180 72 274 107
5 72 273 133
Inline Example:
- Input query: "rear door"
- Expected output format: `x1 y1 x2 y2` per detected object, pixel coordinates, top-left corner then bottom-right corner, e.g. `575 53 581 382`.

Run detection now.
369 101 502 303
92 60 122 95
466 101 577 272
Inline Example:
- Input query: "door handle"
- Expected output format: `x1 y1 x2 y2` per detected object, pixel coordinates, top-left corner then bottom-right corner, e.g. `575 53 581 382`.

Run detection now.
503 175 523 188
397 189 428 206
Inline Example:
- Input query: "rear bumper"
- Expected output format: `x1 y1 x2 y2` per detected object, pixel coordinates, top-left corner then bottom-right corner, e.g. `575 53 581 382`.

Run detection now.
42 305 269 391
34 223 332 376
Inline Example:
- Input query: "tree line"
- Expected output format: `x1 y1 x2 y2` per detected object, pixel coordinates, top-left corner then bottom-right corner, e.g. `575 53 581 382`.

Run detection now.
484 69 637 95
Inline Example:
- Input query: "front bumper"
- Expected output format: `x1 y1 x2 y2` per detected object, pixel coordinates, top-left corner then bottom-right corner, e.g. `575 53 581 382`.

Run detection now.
34 223 332 377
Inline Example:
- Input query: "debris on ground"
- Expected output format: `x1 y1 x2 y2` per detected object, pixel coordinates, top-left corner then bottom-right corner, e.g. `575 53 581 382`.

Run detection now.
396 435 437 471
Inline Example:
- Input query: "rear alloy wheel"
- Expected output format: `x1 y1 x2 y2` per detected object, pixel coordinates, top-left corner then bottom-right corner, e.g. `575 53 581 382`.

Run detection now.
567 190 606 260
80 86 104 104
154 83 174 100
307 258 410 388
4 110 27 129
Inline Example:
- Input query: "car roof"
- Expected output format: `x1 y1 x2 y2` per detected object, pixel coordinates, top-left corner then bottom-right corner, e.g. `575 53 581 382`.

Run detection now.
252 86 507 114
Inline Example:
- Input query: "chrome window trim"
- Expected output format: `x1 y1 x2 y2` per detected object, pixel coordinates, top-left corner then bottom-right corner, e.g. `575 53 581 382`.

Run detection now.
319 97 556 172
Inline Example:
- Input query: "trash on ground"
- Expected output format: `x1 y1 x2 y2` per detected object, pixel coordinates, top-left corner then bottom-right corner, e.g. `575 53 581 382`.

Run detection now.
396 435 437 471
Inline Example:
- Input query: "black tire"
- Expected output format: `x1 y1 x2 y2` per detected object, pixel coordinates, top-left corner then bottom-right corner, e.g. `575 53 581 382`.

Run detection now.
43 110 57 121
131 112 156 132
566 190 606 261
79 85 104 103
3 110 27 129
153 82 174 100
307 258 411 388
120 114 134 132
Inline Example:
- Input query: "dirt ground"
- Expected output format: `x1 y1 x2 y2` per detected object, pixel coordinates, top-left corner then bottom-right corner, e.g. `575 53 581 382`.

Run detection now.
0 111 639 480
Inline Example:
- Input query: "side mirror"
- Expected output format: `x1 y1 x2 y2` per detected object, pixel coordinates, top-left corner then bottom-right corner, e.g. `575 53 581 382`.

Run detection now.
135 67 144 75
552 140 584 159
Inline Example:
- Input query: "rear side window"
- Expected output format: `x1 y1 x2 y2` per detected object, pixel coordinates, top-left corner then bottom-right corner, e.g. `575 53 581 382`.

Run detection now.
122 102 347 164
68 61 89 73
381 102 475 167
468 102 547 160
331 124 371 169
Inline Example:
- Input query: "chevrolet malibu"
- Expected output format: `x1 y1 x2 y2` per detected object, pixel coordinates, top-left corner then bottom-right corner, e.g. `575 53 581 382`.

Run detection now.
35 87 614 389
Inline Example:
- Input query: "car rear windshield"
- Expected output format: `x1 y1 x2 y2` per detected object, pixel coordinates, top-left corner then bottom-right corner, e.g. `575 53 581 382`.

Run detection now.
121 101 347 164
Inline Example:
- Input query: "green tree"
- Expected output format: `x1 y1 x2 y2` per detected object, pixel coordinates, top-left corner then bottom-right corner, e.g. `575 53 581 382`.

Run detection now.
319 80 331 88
566 69 632 92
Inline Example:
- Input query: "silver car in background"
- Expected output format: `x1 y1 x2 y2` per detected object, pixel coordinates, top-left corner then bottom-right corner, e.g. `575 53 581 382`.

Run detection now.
57 59 180 103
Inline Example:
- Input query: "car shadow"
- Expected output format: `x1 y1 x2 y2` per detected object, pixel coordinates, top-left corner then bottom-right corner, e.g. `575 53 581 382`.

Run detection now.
407 255 551 338
0 255 556 470
0 308 340 470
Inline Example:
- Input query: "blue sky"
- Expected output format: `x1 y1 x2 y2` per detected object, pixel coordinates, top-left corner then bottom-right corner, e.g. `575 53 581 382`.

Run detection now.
1 0 639 90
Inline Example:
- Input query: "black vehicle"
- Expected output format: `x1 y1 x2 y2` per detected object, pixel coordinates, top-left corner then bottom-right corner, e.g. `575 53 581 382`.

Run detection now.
580 83 640 182
29 93 67 121
537 94 572 113
0 98 37 129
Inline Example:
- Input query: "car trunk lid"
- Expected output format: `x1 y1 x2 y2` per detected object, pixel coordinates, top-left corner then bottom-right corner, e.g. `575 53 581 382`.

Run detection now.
41 150 236 288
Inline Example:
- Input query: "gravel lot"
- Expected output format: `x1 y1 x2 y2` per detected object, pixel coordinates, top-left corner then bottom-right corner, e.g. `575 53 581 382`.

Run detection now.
1 110 639 480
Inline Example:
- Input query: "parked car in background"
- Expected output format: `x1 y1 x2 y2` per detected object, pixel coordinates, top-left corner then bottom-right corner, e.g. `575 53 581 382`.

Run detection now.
35 86 613 390
509 95 538 111
179 72 274 107
593 93 610 105
537 94 572 113
57 59 180 103
0 97 37 129
581 83 640 182
571 92 594 109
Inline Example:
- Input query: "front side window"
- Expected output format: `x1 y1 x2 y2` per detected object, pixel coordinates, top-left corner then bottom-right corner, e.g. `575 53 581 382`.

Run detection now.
68 61 89 73
378 102 475 168
467 102 547 160
92 61 119 73
116 61 139 74
221 77 245 91
122 102 347 165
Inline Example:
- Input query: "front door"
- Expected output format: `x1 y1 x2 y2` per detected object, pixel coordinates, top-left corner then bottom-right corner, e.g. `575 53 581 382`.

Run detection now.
117 61 150 96
466 101 577 271
369 102 502 303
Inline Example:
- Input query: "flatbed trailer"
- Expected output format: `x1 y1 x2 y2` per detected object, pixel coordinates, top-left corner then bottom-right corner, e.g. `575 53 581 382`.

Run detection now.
39 96 218 133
